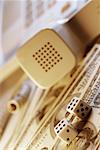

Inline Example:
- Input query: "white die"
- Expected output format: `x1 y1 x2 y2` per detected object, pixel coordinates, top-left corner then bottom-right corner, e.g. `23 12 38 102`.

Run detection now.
54 118 78 144
66 97 92 119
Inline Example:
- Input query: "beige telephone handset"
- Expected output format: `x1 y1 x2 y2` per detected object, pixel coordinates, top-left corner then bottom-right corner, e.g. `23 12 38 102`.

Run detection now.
17 0 100 89
17 29 76 89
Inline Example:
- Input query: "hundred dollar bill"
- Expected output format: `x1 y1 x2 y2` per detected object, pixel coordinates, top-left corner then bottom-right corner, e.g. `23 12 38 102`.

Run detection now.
26 44 100 150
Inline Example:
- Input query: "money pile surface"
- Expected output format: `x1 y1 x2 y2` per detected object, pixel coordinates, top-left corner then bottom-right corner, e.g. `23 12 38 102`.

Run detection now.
0 44 100 150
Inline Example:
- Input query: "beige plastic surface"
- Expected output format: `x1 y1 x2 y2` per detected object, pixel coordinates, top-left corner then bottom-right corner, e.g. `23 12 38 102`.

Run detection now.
16 29 76 88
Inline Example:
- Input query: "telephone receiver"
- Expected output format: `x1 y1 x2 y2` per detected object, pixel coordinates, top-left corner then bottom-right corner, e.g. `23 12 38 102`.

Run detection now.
17 0 100 89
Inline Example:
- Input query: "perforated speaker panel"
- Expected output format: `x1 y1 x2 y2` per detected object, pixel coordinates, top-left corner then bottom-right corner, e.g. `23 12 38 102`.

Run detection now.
32 42 63 72
17 29 76 88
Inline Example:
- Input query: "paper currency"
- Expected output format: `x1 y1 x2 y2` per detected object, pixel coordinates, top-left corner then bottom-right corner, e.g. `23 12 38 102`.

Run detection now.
26 44 100 150
0 44 100 150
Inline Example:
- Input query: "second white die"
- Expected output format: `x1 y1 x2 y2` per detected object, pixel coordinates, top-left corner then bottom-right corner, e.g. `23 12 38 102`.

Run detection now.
54 118 78 144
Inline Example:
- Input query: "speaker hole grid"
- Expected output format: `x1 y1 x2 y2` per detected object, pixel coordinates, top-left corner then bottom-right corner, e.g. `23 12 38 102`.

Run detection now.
32 42 63 72
67 138 70 141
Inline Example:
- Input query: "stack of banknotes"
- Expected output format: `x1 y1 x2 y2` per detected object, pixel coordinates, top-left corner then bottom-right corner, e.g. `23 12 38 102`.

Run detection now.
0 43 100 150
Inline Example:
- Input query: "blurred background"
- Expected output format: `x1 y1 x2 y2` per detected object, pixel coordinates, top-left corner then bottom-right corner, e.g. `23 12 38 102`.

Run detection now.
0 0 89 66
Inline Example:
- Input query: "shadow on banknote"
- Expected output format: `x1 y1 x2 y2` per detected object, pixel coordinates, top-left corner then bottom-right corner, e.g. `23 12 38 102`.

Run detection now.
50 94 100 150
